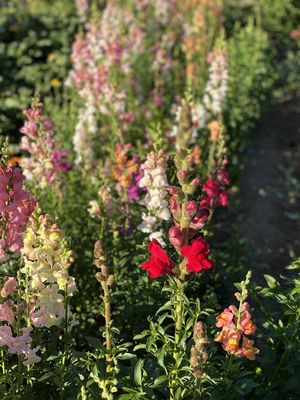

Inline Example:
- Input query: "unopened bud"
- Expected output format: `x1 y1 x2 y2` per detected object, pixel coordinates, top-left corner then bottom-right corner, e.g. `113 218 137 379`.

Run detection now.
185 201 198 218
107 275 114 286
190 208 209 230
177 170 188 184
183 154 193 170
169 197 180 214
199 196 211 209
168 186 180 195
186 177 201 195
95 272 105 283
169 226 183 249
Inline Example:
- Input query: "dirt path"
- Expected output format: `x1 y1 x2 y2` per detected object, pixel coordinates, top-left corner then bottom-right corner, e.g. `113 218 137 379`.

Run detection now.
237 93 300 279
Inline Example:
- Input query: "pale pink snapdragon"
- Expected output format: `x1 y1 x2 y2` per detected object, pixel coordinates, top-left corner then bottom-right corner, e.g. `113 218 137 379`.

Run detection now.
0 300 15 325
0 325 40 366
1 277 17 298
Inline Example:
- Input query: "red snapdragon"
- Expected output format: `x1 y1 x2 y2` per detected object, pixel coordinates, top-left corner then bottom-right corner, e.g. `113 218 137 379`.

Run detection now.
181 237 214 273
141 239 175 279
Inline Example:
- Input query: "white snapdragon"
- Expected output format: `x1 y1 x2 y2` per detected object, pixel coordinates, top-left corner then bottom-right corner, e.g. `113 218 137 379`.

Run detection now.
138 150 170 246
73 100 97 166
203 51 229 116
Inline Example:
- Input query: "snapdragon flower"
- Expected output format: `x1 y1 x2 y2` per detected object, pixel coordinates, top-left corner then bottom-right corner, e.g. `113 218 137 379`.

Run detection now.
203 50 229 116
0 325 40 366
112 144 143 202
21 211 76 328
67 4 146 164
0 162 36 260
20 99 72 189
138 150 170 246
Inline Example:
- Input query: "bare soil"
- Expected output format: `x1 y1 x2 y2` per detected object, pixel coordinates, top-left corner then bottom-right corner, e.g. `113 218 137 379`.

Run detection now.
237 93 300 279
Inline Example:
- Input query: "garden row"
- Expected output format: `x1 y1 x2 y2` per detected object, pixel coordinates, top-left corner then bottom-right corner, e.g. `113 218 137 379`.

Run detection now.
0 1 299 399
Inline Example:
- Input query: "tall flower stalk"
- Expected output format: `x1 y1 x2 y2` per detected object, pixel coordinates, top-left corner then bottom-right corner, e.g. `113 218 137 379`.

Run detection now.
94 240 117 399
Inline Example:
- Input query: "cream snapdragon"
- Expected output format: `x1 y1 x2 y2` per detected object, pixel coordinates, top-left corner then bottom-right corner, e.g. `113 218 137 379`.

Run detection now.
21 211 76 328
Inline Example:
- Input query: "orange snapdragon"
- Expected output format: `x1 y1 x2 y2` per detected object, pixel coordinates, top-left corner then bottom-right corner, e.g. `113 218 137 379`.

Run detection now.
215 274 259 361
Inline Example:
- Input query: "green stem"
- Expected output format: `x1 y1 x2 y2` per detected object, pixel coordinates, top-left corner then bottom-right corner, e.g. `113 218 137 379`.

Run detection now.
1 349 6 376
60 286 69 400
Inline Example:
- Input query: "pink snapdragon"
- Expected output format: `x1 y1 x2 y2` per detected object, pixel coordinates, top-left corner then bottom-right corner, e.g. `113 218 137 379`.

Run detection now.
20 100 72 189
0 325 40 365
0 163 36 260
1 277 17 298
66 4 146 162
0 300 15 325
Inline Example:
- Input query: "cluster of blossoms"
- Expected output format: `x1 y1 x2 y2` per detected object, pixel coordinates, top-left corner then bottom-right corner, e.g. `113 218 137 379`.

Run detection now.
138 150 170 246
181 0 224 87
112 144 143 202
66 4 145 166
0 162 36 260
215 294 259 360
0 325 40 366
21 211 76 328
20 99 72 189
202 168 230 208
0 276 40 365
203 49 229 116
141 149 214 278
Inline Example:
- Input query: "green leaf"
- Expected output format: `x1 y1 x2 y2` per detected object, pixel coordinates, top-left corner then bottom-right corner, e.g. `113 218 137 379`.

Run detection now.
134 359 144 387
150 375 168 388
264 274 278 289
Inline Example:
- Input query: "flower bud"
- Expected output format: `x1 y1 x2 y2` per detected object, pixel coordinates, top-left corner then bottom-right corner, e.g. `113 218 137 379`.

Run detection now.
107 275 114 286
168 226 183 249
199 196 211 210
177 170 188 184
190 208 209 230
182 154 193 170
217 170 230 186
185 201 198 218
191 177 201 186
168 186 180 195
186 177 201 195
169 197 181 222
95 272 106 283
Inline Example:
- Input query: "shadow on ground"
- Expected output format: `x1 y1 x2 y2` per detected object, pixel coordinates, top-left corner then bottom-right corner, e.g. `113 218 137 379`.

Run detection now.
237 92 300 279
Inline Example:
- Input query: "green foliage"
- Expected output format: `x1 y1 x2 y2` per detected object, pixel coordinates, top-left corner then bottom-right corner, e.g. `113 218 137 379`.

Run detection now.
0 3 77 138
225 20 275 146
